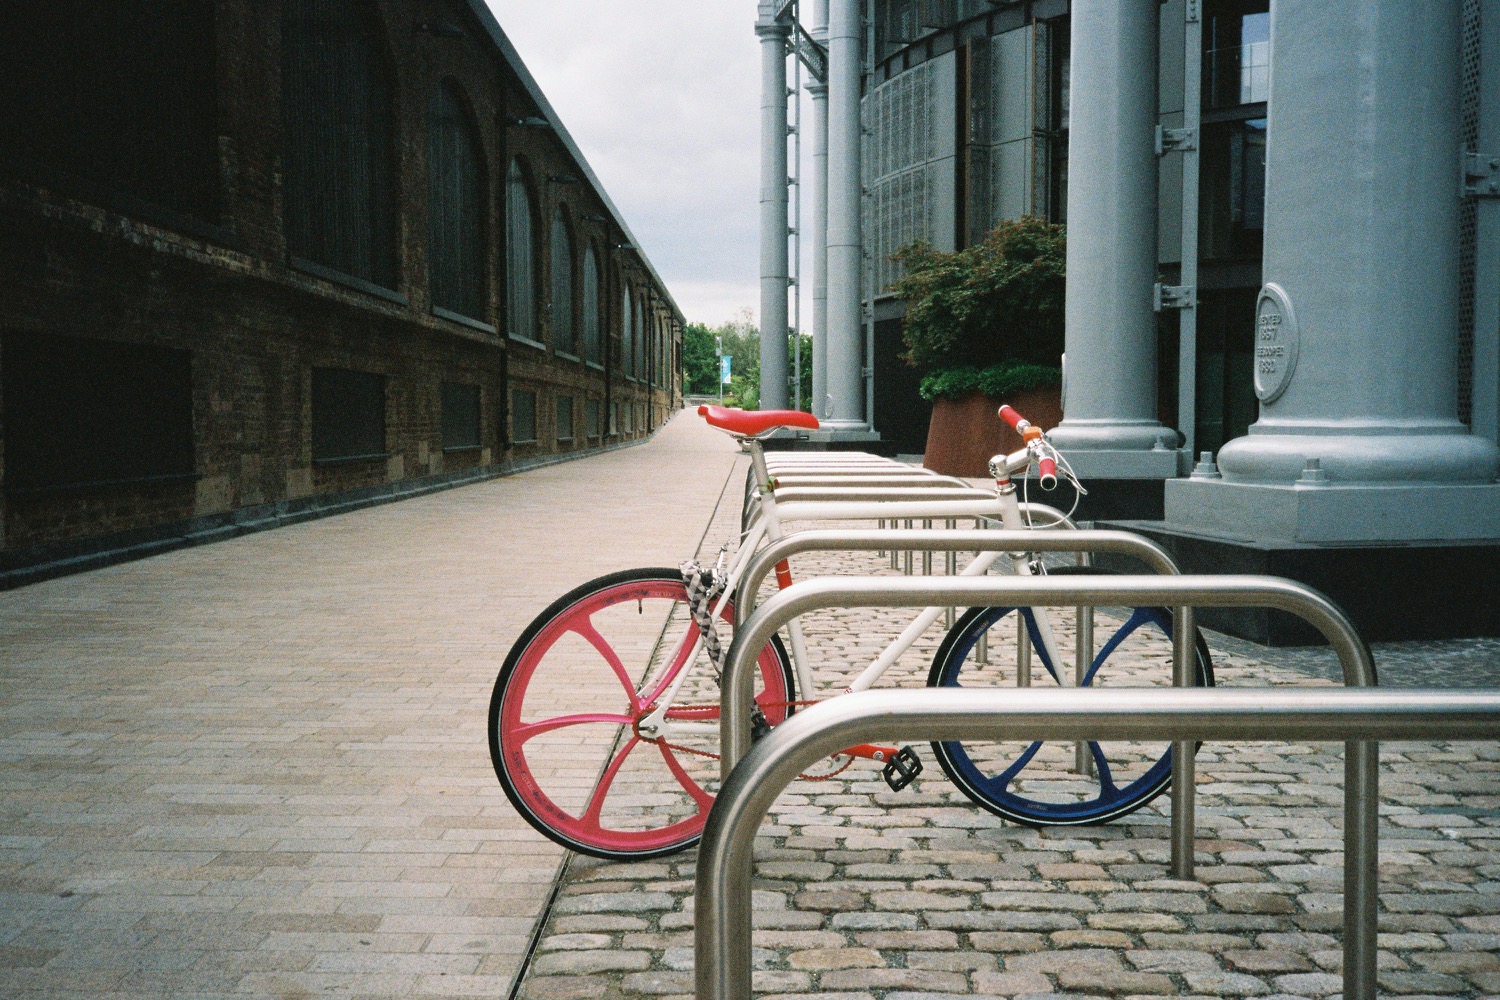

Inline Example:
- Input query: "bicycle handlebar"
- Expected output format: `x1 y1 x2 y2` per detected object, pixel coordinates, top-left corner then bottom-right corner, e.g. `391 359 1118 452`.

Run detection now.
996 404 1058 490
1037 456 1058 490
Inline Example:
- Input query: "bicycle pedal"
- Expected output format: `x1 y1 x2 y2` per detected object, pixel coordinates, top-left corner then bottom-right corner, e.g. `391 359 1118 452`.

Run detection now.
881 746 923 791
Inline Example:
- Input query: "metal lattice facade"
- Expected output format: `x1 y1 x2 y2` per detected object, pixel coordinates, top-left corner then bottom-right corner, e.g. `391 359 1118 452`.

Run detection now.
865 59 937 292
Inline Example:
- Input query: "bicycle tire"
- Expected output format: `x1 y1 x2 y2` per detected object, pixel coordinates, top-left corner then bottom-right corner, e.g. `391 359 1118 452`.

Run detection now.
489 567 795 860
927 566 1215 827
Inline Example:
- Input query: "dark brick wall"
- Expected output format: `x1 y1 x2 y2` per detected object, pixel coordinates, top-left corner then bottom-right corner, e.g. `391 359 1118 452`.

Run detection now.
0 0 682 576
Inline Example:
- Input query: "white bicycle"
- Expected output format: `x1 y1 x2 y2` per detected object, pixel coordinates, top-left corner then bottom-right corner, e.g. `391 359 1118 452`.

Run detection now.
488 404 1213 859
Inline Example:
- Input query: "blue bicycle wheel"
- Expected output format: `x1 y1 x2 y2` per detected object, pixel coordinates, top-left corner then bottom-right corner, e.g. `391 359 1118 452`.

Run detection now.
927 570 1214 827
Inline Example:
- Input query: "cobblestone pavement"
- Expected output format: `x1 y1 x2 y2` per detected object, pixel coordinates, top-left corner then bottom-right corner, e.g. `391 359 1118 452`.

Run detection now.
513 449 1500 1000
0 411 745 999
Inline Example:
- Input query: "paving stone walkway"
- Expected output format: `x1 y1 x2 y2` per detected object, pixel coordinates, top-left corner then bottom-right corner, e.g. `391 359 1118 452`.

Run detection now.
0 412 745 999
2 408 1497 999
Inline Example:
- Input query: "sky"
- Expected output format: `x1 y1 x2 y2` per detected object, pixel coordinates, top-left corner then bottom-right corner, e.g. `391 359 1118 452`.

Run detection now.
489 2 773 330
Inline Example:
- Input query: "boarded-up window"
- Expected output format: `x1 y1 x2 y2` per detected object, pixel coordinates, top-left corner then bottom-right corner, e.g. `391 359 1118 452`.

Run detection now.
427 81 487 322
582 245 603 365
550 210 574 354
282 0 397 288
2 334 194 491
441 382 481 451
0 2 218 220
511 389 537 443
555 395 574 442
620 286 633 377
506 160 537 341
311 368 385 461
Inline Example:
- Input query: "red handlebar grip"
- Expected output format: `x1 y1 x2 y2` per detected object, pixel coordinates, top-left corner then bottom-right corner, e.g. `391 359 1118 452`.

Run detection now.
1038 457 1058 490
998 405 1026 431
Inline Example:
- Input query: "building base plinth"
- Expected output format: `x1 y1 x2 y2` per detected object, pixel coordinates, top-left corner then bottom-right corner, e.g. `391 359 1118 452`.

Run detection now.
1055 447 1181 480
1098 518 1500 646
1165 478 1500 544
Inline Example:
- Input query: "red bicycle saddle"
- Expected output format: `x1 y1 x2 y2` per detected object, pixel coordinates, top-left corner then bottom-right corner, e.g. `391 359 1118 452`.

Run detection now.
698 404 820 436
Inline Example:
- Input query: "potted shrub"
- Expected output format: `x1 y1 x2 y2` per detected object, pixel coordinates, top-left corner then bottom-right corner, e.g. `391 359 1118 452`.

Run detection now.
889 217 1065 477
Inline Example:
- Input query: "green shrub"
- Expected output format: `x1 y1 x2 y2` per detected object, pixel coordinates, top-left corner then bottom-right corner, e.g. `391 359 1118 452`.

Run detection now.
917 362 1062 402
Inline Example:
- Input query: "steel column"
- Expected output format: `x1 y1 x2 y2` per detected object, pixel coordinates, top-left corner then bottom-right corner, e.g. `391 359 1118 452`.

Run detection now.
1047 0 1172 462
810 0 830 417
1217 0 1499 484
822 0 867 428
757 4 791 409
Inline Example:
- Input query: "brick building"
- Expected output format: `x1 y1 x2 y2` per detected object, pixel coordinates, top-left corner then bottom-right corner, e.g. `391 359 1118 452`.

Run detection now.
0 0 684 587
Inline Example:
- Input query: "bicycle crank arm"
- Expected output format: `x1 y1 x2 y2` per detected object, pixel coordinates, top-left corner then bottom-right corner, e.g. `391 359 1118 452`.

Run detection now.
839 744 925 791
842 743 900 762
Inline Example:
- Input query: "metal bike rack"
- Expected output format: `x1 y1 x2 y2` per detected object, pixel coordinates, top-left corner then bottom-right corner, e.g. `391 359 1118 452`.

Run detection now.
763 486 999 503
694 685 1500 1000
765 474 972 488
732 529 1180 624
719 576 1378 880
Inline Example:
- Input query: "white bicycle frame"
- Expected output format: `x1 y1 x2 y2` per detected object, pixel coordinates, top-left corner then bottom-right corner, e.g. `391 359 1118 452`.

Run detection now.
634 434 1075 743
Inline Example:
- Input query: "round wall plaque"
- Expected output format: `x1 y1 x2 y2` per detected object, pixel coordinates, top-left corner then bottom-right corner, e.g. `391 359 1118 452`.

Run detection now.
1254 282 1299 403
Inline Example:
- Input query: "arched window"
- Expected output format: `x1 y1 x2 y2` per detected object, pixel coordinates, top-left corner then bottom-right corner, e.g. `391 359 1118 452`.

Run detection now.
621 286 633 377
550 209 574 355
582 245 602 366
506 160 537 341
648 314 657 387
427 80 486 322
635 298 647 381
282 0 396 288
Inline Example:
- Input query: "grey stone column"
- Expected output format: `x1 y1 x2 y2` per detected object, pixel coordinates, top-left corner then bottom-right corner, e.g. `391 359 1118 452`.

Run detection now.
1167 0 1500 543
757 5 791 410
822 0 869 430
810 0 830 419
1218 0 1496 484
1047 0 1175 476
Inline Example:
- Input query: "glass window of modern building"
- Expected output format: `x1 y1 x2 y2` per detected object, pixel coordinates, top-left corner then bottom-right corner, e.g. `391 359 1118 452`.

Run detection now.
1196 0 1270 455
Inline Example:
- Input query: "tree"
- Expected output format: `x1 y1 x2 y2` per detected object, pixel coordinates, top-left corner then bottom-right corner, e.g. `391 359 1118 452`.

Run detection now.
681 311 812 410
682 322 721 395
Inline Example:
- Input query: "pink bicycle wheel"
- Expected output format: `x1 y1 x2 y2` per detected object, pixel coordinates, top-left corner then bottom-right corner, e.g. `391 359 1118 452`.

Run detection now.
489 568 794 859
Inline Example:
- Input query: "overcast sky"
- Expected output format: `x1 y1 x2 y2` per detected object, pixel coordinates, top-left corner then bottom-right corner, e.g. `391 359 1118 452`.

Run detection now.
489 2 773 330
